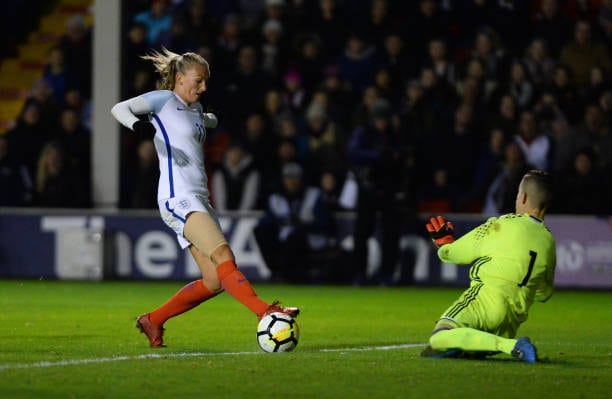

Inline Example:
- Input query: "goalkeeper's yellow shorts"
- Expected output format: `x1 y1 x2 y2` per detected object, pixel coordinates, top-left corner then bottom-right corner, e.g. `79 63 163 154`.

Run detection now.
437 282 523 338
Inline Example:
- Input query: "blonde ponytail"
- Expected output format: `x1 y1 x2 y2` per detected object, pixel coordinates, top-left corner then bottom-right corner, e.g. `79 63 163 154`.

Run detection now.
141 47 209 90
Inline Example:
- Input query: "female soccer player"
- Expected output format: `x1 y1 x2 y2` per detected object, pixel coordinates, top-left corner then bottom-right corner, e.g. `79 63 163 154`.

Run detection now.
111 48 298 347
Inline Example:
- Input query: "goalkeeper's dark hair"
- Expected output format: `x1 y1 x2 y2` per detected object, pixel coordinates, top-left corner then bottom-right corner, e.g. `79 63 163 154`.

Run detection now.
522 170 553 211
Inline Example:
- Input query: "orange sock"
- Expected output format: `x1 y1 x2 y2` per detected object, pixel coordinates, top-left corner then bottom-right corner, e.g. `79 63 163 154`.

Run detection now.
217 260 269 317
149 280 215 326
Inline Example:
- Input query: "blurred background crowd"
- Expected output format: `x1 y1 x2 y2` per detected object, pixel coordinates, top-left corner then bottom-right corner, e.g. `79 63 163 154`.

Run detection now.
1 0 611 218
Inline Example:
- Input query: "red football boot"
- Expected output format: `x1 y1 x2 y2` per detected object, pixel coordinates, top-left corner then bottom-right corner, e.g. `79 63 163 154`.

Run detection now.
259 300 300 320
136 313 166 348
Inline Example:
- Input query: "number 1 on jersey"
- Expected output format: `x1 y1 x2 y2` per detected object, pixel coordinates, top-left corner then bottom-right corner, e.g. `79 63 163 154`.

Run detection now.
519 250 537 287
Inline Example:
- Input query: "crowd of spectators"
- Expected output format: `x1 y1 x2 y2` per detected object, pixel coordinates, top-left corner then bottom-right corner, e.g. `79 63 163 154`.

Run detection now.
1 0 611 219
119 0 612 217
1 12 92 207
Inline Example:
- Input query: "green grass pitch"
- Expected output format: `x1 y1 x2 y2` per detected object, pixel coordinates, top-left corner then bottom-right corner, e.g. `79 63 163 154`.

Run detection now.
0 280 610 399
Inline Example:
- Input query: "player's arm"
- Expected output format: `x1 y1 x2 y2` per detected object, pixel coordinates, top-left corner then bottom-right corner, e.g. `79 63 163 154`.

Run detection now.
111 91 174 138
535 248 556 302
425 215 474 264
435 218 496 265
111 96 154 131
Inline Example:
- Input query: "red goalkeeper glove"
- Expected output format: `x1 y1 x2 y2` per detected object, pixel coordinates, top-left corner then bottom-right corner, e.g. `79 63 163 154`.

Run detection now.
426 216 455 247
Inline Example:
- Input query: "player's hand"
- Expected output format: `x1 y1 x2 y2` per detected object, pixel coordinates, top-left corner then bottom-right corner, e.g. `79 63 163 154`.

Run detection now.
204 106 220 128
132 120 156 139
426 216 455 247
202 112 218 129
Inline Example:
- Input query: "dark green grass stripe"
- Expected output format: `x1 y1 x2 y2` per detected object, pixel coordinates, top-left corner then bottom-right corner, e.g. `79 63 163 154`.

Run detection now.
446 283 484 319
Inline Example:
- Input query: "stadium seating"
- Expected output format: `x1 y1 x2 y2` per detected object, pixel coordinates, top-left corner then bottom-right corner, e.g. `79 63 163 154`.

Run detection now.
0 0 92 134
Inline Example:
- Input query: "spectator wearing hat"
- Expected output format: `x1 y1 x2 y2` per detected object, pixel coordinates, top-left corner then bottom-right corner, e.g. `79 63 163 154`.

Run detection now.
253 162 335 282
281 68 307 113
253 0 289 39
260 19 288 76
303 101 346 179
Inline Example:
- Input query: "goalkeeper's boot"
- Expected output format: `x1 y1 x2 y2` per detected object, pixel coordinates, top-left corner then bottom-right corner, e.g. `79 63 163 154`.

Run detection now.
420 345 462 359
136 313 166 348
511 337 537 363
259 301 300 321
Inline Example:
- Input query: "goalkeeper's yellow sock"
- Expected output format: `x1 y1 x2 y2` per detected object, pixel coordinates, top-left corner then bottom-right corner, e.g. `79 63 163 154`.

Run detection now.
430 328 517 355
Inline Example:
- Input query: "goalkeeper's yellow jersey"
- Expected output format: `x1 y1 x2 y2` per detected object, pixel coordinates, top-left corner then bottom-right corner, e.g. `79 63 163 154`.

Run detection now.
438 213 556 314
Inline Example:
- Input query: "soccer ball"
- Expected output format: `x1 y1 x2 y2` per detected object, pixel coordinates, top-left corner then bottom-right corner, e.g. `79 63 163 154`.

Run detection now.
256 312 300 353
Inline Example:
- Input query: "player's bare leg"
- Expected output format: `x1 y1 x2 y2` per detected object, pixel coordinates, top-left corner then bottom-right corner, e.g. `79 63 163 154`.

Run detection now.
183 211 299 320
136 246 222 347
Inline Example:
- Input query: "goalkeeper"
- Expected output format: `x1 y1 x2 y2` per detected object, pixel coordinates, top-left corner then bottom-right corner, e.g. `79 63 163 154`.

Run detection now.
422 170 556 363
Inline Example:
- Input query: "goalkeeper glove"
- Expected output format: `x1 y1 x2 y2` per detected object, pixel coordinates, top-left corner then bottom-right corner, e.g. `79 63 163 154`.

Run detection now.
426 216 455 247
132 120 156 139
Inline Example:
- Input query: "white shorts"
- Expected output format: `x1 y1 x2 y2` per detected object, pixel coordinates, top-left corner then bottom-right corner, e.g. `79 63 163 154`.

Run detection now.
158 194 222 249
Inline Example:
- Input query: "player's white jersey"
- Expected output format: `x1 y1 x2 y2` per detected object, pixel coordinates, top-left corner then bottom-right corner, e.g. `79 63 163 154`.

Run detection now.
140 90 208 200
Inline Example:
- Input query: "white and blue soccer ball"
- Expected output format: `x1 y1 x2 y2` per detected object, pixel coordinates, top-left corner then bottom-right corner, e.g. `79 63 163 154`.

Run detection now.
256 312 300 353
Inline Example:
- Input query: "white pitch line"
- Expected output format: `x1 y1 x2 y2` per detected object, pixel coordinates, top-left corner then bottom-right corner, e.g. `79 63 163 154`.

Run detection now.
0 343 426 371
